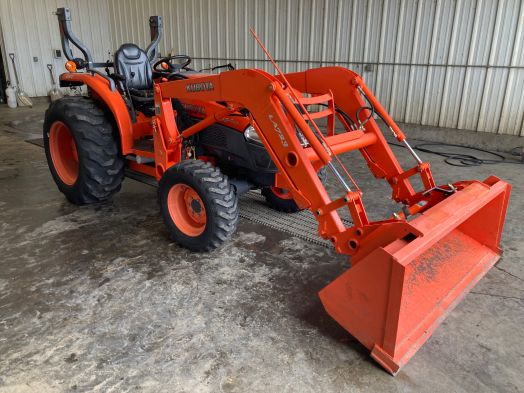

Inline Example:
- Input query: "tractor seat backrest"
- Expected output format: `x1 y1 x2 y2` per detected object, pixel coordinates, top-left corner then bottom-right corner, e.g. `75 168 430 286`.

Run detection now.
114 43 153 91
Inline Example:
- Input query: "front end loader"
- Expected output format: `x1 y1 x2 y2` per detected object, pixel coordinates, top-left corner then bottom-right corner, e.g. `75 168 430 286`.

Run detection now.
45 8 511 374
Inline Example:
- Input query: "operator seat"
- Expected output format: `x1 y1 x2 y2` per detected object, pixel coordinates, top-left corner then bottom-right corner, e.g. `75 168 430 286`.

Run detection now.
114 43 155 115
114 43 153 90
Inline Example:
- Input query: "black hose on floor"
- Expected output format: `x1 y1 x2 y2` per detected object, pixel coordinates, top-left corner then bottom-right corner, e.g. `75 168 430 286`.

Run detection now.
388 141 523 167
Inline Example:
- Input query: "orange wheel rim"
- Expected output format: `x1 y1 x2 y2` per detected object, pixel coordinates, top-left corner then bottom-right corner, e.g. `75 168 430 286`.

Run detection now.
167 184 207 236
49 121 79 186
270 186 293 200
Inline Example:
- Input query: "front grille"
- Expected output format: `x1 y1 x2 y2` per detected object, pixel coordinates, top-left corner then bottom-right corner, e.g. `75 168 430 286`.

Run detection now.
200 126 228 148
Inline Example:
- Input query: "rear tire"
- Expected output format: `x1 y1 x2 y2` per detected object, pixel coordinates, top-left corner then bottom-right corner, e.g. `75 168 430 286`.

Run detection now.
43 97 124 204
262 186 301 213
263 167 328 213
158 160 239 251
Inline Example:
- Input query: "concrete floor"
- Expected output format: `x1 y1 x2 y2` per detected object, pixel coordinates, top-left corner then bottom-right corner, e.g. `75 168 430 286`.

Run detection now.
0 99 523 392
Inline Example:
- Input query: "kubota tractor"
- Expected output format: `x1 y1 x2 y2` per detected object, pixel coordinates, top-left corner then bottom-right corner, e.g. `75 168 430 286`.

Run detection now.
44 8 511 374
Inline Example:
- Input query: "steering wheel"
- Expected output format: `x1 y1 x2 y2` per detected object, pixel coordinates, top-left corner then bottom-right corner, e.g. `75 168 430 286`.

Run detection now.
153 55 192 73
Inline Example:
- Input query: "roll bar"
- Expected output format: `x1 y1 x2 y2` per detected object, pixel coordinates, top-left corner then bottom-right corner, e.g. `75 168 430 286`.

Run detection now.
146 16 163 61
56 8 163 68
56 8 94 68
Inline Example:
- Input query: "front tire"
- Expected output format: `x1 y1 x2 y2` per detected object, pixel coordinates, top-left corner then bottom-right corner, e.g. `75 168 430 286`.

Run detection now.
158 160 239 251
43 97 124 204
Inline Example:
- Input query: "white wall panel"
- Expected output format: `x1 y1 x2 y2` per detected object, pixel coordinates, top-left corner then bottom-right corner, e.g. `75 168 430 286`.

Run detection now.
0 0 112 97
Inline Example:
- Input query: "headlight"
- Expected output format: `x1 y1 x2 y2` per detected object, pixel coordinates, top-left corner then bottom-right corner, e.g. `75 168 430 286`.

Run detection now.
244 126 263 145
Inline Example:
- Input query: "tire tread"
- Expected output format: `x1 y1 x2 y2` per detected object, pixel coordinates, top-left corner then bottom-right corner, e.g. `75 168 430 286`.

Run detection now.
44 96 124 204
158 160 239 252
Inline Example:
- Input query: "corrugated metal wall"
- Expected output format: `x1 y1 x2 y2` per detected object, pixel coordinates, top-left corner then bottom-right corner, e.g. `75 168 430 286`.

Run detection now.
0 0 112 97
1 0 522 136
106 0 524 136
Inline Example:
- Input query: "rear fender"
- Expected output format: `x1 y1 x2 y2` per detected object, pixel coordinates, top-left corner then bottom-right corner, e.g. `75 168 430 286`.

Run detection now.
59 72 134 154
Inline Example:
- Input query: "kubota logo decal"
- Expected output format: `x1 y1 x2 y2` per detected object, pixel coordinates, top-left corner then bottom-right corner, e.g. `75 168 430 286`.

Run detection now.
268 114 288 147
186 82 214 93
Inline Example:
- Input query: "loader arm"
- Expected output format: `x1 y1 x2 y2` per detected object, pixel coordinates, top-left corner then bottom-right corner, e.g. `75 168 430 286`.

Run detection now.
155 68 437 253
282 67 434 203
155 68 350 240
154 67 511 375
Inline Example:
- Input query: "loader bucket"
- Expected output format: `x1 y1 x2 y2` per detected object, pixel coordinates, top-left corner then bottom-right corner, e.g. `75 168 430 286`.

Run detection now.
319 177 511 375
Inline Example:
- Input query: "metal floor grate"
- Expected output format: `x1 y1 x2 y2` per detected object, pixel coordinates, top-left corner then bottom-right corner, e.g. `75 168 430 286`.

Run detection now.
239 191 351 248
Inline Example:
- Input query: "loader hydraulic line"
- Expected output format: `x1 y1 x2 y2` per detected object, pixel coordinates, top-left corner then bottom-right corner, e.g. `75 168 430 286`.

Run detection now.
355 84 424 165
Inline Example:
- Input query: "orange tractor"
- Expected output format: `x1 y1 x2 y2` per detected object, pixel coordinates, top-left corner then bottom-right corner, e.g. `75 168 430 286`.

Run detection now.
44 8 511 374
